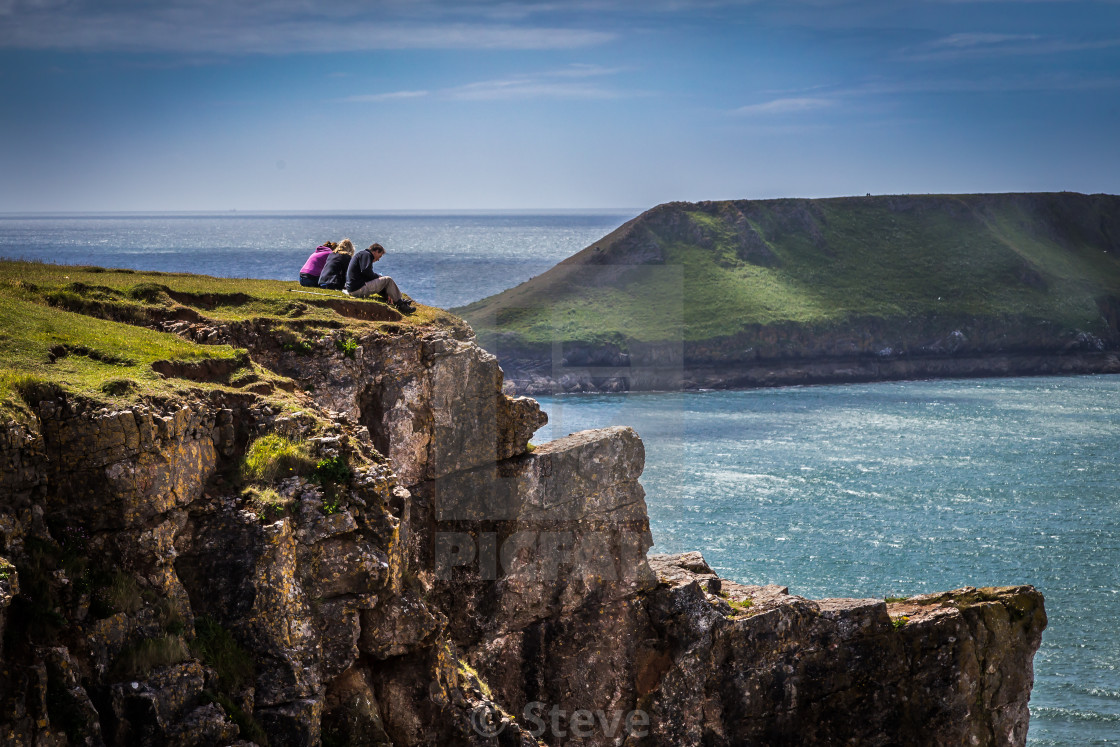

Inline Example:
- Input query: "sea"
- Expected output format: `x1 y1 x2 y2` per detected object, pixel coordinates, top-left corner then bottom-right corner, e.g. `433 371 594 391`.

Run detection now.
2 212 1118 745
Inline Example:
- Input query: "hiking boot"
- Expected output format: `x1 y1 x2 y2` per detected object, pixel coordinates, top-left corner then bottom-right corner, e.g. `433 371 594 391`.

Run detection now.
395 298 415 314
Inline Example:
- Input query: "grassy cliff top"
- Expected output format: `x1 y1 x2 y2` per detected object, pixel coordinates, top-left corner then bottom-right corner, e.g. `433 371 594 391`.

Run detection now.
458 192 1120 346
0 260 464 420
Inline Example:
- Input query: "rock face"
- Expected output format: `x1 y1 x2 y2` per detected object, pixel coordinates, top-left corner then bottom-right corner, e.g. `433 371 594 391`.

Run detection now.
0 321 1045 745
642 553 1046 746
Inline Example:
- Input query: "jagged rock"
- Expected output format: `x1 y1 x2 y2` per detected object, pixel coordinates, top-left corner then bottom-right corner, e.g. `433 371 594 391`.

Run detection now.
165 703 240 747
108 661 207 744
256 698 321 747
636 553 1046 746
407 426 656 644
0 556 16 660
322 667 392 746
357 587 445 659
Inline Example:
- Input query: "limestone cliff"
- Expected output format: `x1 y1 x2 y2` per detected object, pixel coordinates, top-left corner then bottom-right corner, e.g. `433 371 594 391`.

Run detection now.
0 264 1045 746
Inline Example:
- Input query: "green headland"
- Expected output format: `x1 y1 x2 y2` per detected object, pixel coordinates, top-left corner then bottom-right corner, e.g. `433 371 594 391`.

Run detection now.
456 192 1120 391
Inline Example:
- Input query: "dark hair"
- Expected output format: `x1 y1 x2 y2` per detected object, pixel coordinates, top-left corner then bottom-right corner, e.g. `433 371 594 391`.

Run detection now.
368 243 385 254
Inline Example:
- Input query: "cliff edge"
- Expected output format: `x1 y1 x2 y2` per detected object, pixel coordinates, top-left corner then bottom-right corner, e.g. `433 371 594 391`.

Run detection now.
0 261 1045 745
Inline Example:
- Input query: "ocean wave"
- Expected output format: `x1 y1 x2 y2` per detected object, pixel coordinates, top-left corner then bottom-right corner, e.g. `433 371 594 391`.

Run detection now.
1032 706 1120 723
1064 685 1120 700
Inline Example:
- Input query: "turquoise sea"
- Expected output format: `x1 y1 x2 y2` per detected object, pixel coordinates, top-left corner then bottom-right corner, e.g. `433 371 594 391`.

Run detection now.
2 213 1118 744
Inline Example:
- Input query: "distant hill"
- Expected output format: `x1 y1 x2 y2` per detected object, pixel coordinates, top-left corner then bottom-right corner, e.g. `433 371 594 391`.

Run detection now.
456 193 1120 392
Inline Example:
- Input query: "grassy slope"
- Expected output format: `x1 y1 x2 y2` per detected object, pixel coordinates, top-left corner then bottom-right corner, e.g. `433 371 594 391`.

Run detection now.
0 260 460 420
458 193 1120 348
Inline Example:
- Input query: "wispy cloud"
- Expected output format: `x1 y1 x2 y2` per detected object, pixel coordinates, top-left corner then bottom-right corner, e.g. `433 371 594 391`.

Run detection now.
734 97 835 115
926 0 1116 3
0 1 615 53
339 90 430 103
341 64 640 103
904 32 1120 61
447 64 637 100
927 32 1040 48
858 74 1120 95
768 72 1120 102
446 79 620 100
731 70 1120 117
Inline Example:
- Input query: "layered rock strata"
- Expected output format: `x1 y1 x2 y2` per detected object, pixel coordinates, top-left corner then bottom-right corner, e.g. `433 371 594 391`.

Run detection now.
0 323 1045 745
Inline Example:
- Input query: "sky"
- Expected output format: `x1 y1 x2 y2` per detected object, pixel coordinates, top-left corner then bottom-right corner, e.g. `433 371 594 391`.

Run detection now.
0 0 1118 211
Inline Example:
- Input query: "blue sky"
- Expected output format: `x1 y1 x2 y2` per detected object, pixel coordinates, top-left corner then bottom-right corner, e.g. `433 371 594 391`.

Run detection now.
1 0 1118 211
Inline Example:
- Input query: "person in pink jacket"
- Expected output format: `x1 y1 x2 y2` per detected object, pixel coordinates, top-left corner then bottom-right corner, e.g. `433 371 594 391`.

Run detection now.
298 240 338 287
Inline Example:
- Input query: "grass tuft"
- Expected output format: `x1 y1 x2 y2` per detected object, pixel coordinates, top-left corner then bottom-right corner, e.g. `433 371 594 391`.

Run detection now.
190 616 256 693
245 486 293 521
111 634 191 679
241 434 314 484
93 571 143 616
312 455 350 486
335 335 359 358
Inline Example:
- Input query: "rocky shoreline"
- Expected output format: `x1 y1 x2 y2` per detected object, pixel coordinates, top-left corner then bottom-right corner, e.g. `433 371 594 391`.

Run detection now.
498 348 1120 394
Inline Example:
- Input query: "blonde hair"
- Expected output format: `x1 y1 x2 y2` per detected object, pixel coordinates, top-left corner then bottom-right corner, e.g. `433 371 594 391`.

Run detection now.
335 238 355 256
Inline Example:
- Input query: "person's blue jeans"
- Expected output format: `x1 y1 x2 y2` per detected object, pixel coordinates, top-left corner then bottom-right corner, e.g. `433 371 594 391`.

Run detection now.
299 273 319 287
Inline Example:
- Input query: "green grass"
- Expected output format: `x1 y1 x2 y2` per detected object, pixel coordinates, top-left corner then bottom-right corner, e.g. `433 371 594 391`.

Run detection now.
205 690 269 746
312 455 351 485
92 571 144 616
110 634 192 678
190 616 256 693
192 617 267 744
241 434 314 484
244 486 294 521
0 285 244 411
0 259 465 419
459 193 1120 348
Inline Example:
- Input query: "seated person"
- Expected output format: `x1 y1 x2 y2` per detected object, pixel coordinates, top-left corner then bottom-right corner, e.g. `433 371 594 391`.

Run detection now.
298 240 337 287
344 242 414 313
317 238 354 290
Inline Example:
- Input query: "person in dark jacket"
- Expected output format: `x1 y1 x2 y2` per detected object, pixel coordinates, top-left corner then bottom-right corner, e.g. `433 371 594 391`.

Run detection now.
317 238 354 290
298 240 336 286
344 243 414 313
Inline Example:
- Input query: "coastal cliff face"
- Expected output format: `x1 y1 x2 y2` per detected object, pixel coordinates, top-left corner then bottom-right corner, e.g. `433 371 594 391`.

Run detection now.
0 272 1046 745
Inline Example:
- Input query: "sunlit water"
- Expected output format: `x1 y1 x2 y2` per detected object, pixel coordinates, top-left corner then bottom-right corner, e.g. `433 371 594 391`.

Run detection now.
535 377 1120 746
1 214 1117 743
